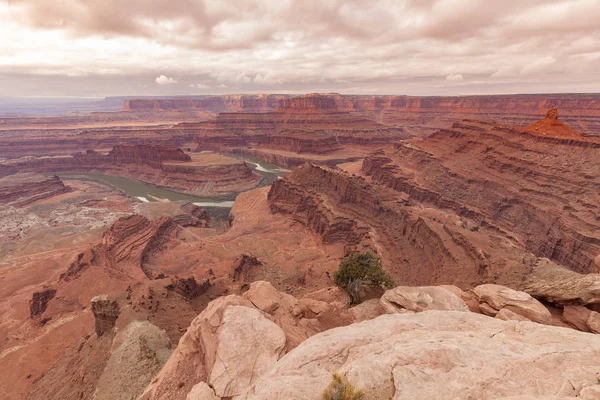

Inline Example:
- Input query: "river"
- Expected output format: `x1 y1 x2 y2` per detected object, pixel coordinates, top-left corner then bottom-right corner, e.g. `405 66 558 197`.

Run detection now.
56 154 288 207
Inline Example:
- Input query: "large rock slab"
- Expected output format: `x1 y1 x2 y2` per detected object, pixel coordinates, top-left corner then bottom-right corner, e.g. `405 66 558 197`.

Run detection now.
380 286 469 314
240 311 600 400
523 258 600 305
561 305 592 332
209 306 286 398
186 382 218 400
138 281 350 400
474 284 551 324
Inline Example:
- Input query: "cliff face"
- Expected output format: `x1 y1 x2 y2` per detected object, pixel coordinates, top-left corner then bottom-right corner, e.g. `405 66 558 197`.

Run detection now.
108 145 190 167
2 145 260 196
268 164 533 287
257 132 342 154
278 93 338 111
123 93 600 116
0 173 68 207
362 112 600 274
123 95 290 112
93 215 179 279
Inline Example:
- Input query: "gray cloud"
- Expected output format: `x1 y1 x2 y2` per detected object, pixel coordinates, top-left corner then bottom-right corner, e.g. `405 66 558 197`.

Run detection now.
0 0 599 96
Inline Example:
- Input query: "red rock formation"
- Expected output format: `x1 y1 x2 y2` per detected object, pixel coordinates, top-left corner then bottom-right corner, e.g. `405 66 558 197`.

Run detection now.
257 131 342 154
232 254 263 282
1 144 260 196
524 108 584 139
123 95 290 112
172 203 210 227
0 173 68 206
108 144 191 166
268 164 533 287
165 276 211 299
94 215 178 279
123 93 600 116
29 289 56 318
279 93 338 111
362 113 600 274
91 296 120 336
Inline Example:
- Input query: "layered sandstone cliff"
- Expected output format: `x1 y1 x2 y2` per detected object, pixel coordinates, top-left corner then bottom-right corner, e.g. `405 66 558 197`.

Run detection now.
268 163 533 287
361 111 600 274
257 131 342 154
1 145 261 196
0 173 68 206
123 94 290 112
123 93 600 116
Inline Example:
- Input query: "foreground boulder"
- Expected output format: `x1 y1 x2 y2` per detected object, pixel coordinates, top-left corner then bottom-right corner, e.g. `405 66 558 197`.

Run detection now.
474 284 552 324
380 285 469 314
523 258 600 305
94 321 172 400
240 311 600 400
138 281 351 400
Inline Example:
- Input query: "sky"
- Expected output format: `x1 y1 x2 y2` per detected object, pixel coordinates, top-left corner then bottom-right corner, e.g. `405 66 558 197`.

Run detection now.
1 0 600 98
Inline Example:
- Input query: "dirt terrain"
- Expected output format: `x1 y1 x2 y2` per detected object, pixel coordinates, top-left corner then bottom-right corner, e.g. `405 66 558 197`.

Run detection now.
2 94 600 399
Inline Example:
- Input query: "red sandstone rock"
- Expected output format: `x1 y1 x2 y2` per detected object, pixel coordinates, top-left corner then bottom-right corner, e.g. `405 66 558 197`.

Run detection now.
91 296 120 336
362 118 600 275
29 288 56 318
1 144 260 197
524 108 584 139
0 173 68 207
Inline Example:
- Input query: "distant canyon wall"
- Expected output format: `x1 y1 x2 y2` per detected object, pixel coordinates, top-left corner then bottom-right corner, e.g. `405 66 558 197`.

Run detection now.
122 93 600 117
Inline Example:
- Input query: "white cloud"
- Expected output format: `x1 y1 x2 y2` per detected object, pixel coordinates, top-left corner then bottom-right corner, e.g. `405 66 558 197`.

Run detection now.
189 83 209 89
217 83 228 88
446 73 464 81
155 75 177 85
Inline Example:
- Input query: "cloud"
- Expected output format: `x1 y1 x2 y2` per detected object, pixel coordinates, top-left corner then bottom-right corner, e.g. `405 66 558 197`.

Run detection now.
189 83 210 89
1 0 600 96
446 73 464 81
155 75 177 85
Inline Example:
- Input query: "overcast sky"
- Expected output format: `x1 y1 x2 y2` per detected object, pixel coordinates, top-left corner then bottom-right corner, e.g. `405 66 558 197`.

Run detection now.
1 0 599 98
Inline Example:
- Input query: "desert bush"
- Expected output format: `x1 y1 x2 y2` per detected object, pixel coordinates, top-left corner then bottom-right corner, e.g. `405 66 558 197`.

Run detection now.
322 373 366 400
333 251 394 304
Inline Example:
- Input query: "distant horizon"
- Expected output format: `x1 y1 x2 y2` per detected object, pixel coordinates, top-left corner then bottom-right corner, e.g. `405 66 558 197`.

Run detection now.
3 90 600 102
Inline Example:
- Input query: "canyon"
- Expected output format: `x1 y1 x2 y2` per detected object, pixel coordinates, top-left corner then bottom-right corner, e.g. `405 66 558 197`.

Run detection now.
2 93 600 399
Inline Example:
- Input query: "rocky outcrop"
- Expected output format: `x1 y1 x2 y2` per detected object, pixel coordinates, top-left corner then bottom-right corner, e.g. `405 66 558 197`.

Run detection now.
94 215 178 279
522 258 600 305
29 288 56 318
165 277 211 300
171 204 210 227
60 249 95 281
232 254 263 282
380 285 469 314
0 173 68 207
94 321 172 400
91 296 120 336
138 282 352 400
473 284 552 324
524 108 584 139
240 311 600 400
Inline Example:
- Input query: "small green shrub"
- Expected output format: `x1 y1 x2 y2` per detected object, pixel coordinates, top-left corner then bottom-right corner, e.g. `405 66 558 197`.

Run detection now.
322 373 366 400
333 251 394 303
